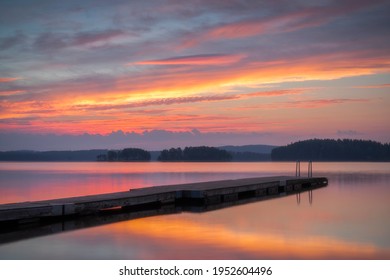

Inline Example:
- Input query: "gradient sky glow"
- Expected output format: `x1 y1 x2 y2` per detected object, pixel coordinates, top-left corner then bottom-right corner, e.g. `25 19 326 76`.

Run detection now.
0 0 389 150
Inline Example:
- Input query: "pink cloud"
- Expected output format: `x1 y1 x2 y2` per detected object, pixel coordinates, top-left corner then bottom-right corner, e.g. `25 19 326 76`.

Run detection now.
236 98 371 111
285 98 370 108
354 83 390 89
0 77 20 83
246 89 308 97
180 0 385 48
0 90 25 96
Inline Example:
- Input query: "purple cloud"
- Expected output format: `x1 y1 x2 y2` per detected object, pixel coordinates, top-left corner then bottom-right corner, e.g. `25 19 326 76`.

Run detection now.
33 29 126 51
135 53 244 65
0 32 26 50
72 29 126 46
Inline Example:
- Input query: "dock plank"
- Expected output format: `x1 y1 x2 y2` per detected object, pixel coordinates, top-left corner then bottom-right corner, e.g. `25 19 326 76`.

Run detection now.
0 176 328 223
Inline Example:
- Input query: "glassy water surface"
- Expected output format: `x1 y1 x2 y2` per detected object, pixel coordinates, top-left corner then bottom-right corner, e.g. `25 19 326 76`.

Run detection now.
0 162 389 259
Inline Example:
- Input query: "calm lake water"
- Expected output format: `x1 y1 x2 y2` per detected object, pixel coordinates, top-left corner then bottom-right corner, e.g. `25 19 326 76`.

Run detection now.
0 162 389 259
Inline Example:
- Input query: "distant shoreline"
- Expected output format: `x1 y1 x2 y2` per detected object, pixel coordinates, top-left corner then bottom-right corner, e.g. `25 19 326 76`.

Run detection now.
1 139 389 162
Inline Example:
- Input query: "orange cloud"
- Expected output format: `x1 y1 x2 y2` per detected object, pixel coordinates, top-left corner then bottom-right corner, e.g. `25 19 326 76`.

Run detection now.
71 94 239 112
0 87 311 134
64 89 309 115
5 50 384 104
0 49 388 135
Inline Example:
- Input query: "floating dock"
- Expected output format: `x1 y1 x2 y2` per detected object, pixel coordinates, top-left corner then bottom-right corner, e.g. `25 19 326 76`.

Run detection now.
0 176 328 225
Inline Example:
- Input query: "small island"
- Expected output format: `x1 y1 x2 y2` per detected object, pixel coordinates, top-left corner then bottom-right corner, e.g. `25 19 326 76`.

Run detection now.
97 148 151 162
158 146 232 162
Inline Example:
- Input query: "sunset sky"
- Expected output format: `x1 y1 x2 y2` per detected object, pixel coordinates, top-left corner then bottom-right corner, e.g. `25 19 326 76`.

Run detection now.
0 0 389 150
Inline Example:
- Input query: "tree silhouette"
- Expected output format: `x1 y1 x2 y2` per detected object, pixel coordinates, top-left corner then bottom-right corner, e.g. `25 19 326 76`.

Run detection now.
271 139 390 161
158 146 232 161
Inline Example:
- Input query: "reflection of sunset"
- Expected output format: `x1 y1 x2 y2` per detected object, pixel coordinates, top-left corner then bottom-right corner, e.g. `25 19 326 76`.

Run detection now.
108 217 388 259
0 162 389 259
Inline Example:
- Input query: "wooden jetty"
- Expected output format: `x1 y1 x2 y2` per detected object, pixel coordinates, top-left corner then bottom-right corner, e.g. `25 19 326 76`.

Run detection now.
0 176 328 225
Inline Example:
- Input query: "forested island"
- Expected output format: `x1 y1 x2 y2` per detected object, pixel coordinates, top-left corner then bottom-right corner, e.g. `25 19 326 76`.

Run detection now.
97 148 151 161
158 146 232 161
271 139 390 161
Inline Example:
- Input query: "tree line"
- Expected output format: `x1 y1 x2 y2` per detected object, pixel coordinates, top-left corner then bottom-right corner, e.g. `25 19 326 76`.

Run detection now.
271 139 390 161
0 149 107 161
97 148 151 161
3 140 388 162
98 146 232 162
158 146 232 161
0 146 263 162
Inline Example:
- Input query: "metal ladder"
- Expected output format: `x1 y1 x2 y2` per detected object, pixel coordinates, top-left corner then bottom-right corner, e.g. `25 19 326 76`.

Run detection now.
295 160 313 177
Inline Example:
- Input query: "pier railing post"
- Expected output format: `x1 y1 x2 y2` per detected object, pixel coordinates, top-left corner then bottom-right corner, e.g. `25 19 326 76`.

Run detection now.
308 161 313 178
295 161 301 177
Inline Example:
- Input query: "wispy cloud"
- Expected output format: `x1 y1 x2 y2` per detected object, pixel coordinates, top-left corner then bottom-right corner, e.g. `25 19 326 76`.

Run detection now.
134 54 244 65
72 29 126 47
354 83 390 88
65 88 311 113
236 98 371 110
337 130 363 137
72 94 239 112
0 90 26 96
0 32 26 50
180 0 386 48
33 32 67 51
246 89 308 97
0 77 20 83
33 29 127 51
283 98 370 108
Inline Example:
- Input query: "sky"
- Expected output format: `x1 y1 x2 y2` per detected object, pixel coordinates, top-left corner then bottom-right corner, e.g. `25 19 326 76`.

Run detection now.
0 0 389 151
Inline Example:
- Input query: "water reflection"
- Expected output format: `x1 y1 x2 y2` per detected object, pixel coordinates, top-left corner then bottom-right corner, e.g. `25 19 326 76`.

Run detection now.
0 185 325 246
295 190 313 206
0 162 389 259
1 186 389 259
104 215 388 260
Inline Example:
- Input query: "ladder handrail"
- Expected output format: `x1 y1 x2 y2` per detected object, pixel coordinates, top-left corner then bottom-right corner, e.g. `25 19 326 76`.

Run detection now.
295 161 301 177
295 160 313 177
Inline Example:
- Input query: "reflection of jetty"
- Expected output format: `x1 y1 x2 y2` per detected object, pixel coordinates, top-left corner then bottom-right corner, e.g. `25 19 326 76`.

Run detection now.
0 176 327 244
0 176 327 224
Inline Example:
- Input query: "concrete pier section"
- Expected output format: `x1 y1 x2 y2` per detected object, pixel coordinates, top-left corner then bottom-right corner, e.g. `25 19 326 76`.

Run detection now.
0 176 328 225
